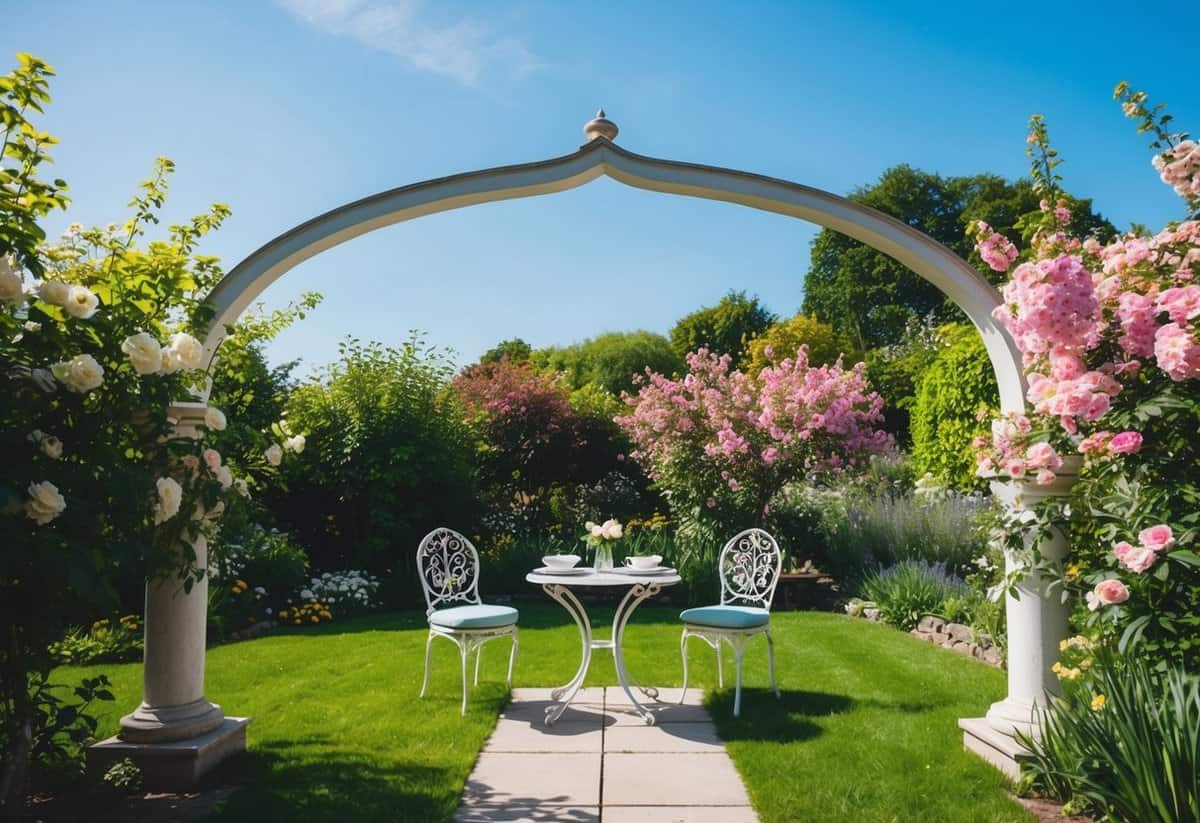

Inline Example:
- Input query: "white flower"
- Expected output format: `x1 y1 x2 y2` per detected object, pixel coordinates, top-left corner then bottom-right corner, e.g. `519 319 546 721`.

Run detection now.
0 256 24 306
121 332 162 375
590 523 604 538
264 444 283 466
23 321 41 332
163 332 203 371
38 279 70 306
215 465 233 489
26 481 67 524
154 477 183 524
41 435 63 460
301 589 314 600
51 353 104 393
233 478 250 498
601 518 623 540
204 406 227 431
63 285 99 319
283 434 305 453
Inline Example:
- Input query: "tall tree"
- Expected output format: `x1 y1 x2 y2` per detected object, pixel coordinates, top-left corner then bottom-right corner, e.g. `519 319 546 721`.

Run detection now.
532 330 681 396
802 165 1114 349
669 291 776 367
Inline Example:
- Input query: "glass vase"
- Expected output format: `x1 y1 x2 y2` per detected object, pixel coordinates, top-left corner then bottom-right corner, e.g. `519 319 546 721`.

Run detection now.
593 543 614 570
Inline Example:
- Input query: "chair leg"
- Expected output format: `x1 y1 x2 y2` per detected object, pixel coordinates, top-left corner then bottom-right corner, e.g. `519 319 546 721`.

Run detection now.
419 631 435 698
766 629 780 698
459 642 470 716
716 640 724 689
506 630 518 689
733 644 745 718
474 644 482 686
679 630 690 704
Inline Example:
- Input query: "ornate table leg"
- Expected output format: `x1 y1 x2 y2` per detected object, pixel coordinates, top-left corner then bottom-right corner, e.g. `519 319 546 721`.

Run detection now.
611 582 663 725
542 584 592 725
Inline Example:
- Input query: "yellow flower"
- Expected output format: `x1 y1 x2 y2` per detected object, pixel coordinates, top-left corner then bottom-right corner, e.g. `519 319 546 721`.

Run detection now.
294 619 302 625
1066 563 1081 581
1080 659 1092 671
236 579 248 589
1059 639 1069 652
1091 694 1106 711
320 611 332 620
310 616 319 624
1051 661 1063 674
231 585 242 594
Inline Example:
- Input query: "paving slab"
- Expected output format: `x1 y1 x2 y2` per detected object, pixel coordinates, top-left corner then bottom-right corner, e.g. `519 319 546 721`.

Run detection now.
604 701 713 725
483 716 604 753
602 752 752 807
603 806 758 822
454 805 600 822
605 688 705 707
603 722 726 753
460 752 601 807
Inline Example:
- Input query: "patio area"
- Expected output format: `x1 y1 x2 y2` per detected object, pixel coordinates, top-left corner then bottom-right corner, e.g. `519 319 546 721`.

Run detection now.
457 687 755 822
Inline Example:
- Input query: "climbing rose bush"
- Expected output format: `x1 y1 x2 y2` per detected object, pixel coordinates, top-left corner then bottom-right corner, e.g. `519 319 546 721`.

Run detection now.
979 85 1200 670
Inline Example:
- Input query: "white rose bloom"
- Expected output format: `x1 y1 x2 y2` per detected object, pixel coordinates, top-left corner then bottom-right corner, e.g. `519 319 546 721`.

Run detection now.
121 333 162 375
233 478 250 498
215 465 233 489
264 444 283 466
24 321 41 332
0 256 24 305
154 477 183 524
26 481 67 524
166 332 203 371
41 436 63 460
601 518 623 539
284 434 305 453
204 406 227 431
159 347 182 374
38 279 70 306
64 285 99 319
51 353 104 393
590 523 604 538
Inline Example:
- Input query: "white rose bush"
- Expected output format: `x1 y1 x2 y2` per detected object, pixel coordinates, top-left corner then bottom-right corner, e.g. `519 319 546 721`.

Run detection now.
0 54 307 806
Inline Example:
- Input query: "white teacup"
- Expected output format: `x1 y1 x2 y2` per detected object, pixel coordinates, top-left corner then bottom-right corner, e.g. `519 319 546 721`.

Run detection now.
624 554 662 570
543 554 581 570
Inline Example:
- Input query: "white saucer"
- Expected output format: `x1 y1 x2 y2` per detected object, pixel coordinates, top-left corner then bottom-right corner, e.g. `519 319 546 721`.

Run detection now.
534 566 593 576
609 566 675 575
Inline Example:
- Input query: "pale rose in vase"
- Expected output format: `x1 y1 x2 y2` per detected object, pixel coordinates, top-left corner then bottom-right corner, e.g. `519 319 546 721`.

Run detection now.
121 332 162 375
264 444 283 466
204 406 227 431
63 285 99 319
1086 579 1130 611
51 354 104 393
154 477 183 524
1137 524 1175 552
25 481 66 524
37 279 70 306
0 256 24 305
601 518 623 539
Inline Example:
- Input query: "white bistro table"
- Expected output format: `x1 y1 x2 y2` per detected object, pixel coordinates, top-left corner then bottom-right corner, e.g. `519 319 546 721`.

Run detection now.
526 567 682 725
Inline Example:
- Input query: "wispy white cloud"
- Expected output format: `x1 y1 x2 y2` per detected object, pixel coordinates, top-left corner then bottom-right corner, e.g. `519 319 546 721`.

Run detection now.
275 0 543 87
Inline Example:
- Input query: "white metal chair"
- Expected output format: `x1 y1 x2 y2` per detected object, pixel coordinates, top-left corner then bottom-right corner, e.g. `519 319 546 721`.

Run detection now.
417 527 519 715
679 528 782 717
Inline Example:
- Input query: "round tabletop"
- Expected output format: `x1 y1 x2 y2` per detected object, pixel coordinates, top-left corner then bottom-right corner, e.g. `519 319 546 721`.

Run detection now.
525 568 682 587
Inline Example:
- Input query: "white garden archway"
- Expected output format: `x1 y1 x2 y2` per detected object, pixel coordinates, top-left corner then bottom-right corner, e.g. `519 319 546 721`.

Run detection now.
99 113 1064 786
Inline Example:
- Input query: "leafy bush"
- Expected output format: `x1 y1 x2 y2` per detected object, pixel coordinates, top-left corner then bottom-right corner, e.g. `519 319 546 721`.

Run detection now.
49 616 142 666
20 674 115 791
532 330 682 396
1021 653 1200 823
910 324 998 490
668 290 775 367
276 337 478 597
213 524 309 595
859 560 967 630
744 313 857 374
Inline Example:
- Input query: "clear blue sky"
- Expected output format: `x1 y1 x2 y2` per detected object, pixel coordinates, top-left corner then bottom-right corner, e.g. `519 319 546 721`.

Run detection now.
8 1 1198 373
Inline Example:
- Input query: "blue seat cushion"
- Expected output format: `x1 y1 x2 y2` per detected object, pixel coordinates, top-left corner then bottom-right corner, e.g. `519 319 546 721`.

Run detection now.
680 605 770 629
430 604 519 630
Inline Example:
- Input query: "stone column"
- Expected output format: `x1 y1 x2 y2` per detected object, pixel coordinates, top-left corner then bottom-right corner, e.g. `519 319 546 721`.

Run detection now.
960 457 1079 778
88 402 249 789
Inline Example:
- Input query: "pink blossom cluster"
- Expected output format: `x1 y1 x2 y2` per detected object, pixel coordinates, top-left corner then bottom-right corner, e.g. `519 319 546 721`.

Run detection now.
973 221 1018 273
1111 525 1175 576
1077 430 1143 460
1152 140 1200 201
615 346 892 494
973 413 1065 485
995 255 1103 356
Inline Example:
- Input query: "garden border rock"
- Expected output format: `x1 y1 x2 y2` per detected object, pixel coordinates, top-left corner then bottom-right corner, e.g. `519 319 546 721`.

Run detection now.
910 615 1003 667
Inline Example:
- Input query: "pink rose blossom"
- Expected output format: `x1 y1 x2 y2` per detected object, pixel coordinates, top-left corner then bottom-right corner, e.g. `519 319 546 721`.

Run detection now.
1035 469 1056 485
1089 579 1130 609
1154 322 1200 381
1107 431 1143 454
1112 541 1135 561
202 448 221 470
1138 524 1175 552
1120 546 1158 574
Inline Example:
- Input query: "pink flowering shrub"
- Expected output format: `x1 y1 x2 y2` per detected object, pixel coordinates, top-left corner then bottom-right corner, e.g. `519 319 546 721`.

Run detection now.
980 86 1200 671
616 346 892 540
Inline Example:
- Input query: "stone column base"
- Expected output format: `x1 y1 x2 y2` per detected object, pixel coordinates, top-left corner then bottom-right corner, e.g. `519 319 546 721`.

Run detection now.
119 698 225 743
959 716 1030 781
88 717 251 791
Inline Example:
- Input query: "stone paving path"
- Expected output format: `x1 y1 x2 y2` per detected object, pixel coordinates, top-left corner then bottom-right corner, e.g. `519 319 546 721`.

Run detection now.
455 687 758 822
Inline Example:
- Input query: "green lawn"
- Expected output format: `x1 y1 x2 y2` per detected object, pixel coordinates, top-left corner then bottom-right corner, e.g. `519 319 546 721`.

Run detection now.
61 604 1032 822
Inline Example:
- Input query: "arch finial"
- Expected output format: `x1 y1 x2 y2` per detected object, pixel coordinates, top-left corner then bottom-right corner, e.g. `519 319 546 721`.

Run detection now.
583 109 618 143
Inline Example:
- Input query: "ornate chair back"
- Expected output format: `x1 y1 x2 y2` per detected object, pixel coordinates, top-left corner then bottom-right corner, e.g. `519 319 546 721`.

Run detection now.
417 528 482 617
718 528 783 610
